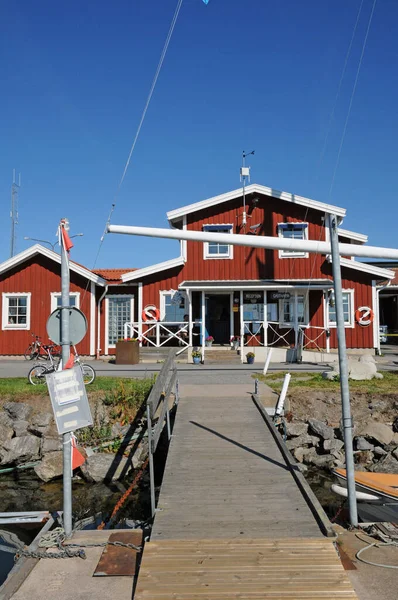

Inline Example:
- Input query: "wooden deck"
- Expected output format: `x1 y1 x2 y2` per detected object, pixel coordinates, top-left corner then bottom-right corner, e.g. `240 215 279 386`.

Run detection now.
152 393 323 539
135 538 358 599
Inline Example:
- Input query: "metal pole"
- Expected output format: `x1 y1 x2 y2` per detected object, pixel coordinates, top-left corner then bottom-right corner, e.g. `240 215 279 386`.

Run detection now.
147 405 156 517
60 218 72 537
328 214 358 527
275 373 291 417
263 348 273 376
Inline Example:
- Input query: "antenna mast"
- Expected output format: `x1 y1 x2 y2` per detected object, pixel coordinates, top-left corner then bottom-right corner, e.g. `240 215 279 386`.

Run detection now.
240 150 254 230
10 170 21 258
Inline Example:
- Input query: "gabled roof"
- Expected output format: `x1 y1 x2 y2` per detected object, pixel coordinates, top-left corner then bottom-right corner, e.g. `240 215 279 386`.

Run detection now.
0 245 107 286
93 268 136 283
122 256 184 283
167 183 347 223
337 228 368 243
326 255 394 280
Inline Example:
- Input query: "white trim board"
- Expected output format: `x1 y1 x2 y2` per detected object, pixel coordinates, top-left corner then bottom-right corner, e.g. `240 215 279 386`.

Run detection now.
167 183 347 223
338 228 368 243
122 256 184 283
0 245 107 286
327 256 394 279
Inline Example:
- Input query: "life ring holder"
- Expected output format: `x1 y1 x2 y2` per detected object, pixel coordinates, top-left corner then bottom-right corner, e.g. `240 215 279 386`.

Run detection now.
355 307 374 327
142 305 160 322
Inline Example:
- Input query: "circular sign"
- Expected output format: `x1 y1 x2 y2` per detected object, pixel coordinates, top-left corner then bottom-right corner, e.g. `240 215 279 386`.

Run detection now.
47 307 88 345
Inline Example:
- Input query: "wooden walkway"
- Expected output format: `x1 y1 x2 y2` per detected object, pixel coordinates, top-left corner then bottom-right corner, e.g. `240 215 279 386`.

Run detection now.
152 391 322 539
135 385 359 599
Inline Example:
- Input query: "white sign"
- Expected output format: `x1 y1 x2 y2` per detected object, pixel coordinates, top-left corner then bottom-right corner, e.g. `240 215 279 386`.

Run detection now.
46 366 93 434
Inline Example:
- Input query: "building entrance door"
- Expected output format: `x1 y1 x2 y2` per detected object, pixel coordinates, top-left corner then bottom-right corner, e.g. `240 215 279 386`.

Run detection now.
205 294 230 344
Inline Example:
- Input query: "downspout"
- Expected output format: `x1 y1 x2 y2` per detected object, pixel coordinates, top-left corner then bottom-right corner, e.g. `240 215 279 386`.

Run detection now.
96 284 108 359
376 280 391 355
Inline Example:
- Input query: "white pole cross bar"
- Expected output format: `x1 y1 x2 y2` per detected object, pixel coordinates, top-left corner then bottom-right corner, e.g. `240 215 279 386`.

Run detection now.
108 224 398 260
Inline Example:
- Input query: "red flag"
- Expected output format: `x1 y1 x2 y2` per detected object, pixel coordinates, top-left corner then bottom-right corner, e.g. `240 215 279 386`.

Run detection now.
64 354 75 370
61 227 74 253
71 435 86 471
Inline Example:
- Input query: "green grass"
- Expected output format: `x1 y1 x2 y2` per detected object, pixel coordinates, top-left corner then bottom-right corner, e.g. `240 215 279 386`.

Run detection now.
0 376 155 398
253 370 398 394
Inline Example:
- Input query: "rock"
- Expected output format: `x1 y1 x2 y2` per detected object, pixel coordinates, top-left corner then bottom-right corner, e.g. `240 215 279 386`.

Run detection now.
80 453 138 483
28 412 53 437
286 433 318 451
1 435 41 465
4 402 32 422
374 446 388 457
359 422 393 446
323 355 382 381
0 423 14 443
295 463 308 474
41 437 63 453
308 419 334 440
356 450 374 465
324 439 344 453
322 371 339 381
13 420 29 437
302 447 318 464
355 437 374 451
331 450 345 462
393 433 398 445
307 454 335 468
34 451 63 482
293 447 305 463
370 453 398 474
392 447 398 461
285 422 308 437
0 412 13 428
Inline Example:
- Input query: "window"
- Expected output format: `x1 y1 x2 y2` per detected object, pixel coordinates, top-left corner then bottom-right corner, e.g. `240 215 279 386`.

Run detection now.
2 293 31 330
161 291 187 321
203 224 233 259
279 295 308 327
107 296 134 346
50 292 80 313
328 290 354 327
278 223 308 258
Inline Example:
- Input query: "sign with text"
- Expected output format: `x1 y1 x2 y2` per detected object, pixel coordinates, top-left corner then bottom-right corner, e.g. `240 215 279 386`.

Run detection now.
269 292 291 301
243 292 263 304
46 366 93 434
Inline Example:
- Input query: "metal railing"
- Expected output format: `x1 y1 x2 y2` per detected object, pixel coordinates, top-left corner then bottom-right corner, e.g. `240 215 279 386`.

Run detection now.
146 349 179 517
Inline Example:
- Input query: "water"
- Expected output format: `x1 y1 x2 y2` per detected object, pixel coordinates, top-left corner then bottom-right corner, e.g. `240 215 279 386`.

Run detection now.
306 468 346 522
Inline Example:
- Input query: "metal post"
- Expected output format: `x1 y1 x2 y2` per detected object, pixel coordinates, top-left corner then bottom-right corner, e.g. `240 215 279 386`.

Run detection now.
254 378 259 395
275 373 291 417
328 214 358 527
147 405 156 517
60 219 72 537
263 347 273 376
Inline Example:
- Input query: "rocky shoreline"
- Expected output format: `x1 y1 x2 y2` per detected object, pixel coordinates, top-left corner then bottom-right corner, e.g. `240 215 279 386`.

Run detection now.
0 401 148 483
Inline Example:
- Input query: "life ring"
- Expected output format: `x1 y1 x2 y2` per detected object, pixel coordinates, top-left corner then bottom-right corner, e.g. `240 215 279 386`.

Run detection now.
355 306 374 327
142 305 160 322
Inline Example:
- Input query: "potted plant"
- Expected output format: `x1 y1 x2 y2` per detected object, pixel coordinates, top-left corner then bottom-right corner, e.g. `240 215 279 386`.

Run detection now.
246 351 255 365
205 335 214 347
115 337 140 365
192 349 202 364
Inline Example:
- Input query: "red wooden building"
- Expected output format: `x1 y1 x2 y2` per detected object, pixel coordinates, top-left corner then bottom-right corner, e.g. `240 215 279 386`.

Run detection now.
0 183 393 360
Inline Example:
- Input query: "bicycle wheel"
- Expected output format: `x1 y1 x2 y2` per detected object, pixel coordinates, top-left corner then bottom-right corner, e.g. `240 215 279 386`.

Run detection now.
28 365 48 385
81 364 96 385
24 345 39 361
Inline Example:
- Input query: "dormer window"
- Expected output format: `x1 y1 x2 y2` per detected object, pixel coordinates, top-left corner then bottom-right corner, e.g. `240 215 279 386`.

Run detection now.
278 223 308 258
203 224 233 259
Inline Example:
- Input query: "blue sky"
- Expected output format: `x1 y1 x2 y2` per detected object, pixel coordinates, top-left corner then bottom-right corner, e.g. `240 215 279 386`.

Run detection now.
1 0 397 269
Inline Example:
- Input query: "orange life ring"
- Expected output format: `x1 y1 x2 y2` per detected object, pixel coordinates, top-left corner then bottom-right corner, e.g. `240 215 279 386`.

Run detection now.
142 305 160 322
355 306 374 327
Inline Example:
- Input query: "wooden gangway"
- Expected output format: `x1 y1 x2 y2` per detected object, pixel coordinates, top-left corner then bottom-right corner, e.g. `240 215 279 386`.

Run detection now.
135 380 359 599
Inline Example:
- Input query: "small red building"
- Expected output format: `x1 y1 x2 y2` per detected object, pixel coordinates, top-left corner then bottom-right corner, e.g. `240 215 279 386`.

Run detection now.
0 183 393 360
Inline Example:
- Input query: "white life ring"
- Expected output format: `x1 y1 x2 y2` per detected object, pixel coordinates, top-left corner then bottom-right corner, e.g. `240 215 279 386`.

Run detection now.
355 306 374 327
142 305 160 322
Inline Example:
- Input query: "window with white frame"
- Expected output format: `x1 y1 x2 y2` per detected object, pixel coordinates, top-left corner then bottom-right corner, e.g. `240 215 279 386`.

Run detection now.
107 296 134 346
328 290 354 327
161 291 187 321
279 294 307 327
203 224 233 259
278 223 308 257
50 292 80 313
2 293 31 330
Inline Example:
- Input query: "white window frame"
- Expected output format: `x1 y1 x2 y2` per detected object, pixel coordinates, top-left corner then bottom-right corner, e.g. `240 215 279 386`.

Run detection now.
278 222 309 258
105 295 135 350
2 292 31 331
160 290 188 321
50 292 80 313
278 293 309 328
327 289 355 329
203 224 234 260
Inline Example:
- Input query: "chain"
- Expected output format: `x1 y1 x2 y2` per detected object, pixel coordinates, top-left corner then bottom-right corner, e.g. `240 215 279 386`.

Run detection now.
13 527 141 562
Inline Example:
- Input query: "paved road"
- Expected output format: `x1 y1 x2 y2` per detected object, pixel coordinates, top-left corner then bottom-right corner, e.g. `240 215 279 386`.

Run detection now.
0 359 331 381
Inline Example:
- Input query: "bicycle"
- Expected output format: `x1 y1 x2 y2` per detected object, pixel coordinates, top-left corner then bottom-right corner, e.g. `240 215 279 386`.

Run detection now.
28 345 96 386
24 334 61 361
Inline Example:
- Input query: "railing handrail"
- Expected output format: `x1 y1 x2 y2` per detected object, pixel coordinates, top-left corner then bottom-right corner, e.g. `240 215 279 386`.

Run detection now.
146 348 176 419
